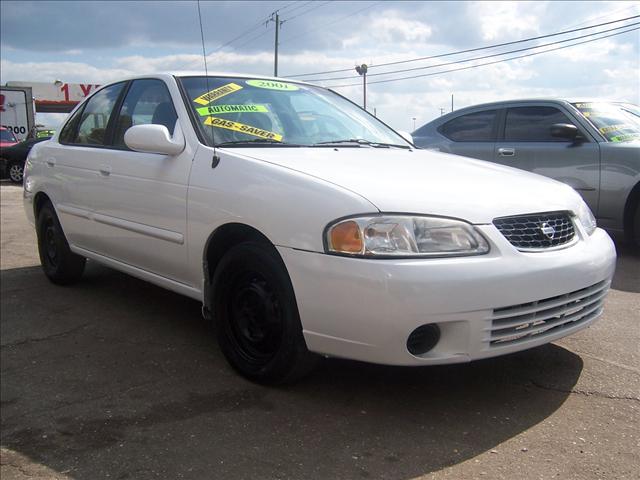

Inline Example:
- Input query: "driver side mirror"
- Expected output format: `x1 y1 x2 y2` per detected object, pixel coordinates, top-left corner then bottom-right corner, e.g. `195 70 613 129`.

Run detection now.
124 123 185 155
550 123 580 142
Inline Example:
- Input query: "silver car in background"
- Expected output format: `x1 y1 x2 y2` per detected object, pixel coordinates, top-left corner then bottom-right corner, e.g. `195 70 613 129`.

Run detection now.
412 100 640 246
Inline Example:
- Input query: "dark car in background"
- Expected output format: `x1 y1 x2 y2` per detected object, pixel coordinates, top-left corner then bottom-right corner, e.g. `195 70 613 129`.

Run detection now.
0 126 19 148
412 99 640 245
0 136 51 183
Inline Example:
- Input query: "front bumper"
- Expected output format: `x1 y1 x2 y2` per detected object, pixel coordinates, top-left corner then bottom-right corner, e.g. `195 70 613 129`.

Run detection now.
278 225 616 366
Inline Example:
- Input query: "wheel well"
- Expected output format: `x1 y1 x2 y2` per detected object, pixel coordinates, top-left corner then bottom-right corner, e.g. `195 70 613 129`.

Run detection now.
202 224 278 310
33 192 52 219
623 181 640 239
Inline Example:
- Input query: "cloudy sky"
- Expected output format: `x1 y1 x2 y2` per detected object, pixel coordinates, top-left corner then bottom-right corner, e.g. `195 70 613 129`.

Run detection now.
1 0 639 130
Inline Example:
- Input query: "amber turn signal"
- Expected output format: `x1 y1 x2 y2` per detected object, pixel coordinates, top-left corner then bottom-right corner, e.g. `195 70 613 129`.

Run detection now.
329 220 363 253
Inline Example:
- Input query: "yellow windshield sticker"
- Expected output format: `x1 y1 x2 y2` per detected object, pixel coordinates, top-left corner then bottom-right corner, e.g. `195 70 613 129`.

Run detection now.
599 124 628 135
610 134 639 143
204 116 283 141
193 83 243 105
196 104 269 116
246 79 299 91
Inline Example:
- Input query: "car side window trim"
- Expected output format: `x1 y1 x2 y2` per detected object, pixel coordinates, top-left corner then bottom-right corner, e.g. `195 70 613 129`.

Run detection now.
496 108 507 141
437 109 499 142
104 80 133 148
58 81 128 149
500 104 591 143
110 78 179 151
58 104 86 145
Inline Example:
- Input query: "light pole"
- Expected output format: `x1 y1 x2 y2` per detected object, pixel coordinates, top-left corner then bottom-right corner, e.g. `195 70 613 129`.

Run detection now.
355 64 368 110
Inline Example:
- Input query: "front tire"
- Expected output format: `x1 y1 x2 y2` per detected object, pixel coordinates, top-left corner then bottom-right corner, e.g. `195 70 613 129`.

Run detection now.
36 201 86 285
212 241 318 384
7 161 24 183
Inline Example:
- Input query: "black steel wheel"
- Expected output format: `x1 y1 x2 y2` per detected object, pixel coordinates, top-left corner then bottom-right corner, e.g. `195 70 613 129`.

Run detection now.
8 161 24 183
212 241 318 384
36 201 86 284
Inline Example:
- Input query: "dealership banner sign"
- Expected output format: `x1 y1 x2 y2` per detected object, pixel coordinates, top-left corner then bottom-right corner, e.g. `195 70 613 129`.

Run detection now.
6 81 101 113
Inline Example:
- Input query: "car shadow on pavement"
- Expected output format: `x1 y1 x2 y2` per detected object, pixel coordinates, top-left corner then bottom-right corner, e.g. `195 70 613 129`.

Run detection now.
1 263 583 480
612 241 640 293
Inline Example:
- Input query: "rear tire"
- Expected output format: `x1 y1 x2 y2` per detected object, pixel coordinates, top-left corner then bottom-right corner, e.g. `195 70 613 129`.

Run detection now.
633 202 640 248
212 241 318 384
36 201 86 285
8 161 24 183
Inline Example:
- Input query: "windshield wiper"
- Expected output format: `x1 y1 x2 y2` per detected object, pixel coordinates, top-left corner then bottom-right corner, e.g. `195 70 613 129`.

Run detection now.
313 138 411 149
216 139 300 147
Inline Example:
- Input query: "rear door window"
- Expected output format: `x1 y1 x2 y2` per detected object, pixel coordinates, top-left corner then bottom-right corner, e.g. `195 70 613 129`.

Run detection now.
74 83 125 146
440 110 497 142
58 107 84 144
504 106 575 142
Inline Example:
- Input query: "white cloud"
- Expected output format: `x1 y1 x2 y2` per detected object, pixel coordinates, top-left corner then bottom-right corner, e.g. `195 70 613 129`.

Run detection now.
343 11 432 49
470 1 545 41
1 1 638 130
0 59 131 84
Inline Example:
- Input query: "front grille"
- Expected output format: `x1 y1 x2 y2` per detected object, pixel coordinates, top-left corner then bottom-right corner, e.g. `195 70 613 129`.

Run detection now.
488 280 609 348
493 211 575 250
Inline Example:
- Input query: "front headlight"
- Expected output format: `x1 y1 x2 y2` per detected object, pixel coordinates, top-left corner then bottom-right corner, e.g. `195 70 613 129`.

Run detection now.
575 201 597 235
325 215 490 257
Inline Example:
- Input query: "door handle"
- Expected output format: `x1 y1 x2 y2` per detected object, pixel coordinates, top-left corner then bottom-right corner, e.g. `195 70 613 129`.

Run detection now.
45 158 56 167
498 148 515 157
99 165 112 176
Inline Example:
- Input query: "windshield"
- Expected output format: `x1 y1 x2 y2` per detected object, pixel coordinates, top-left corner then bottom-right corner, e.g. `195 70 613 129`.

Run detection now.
178 76 409 147
617 103 640 118
0 129 17 142
572 102 640 143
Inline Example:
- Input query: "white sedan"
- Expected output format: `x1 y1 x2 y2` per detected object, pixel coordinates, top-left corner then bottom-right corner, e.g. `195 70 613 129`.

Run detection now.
23 73 616 384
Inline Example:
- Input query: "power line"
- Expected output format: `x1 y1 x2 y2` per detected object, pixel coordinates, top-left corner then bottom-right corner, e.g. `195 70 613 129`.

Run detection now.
233 23 274 50
177 2 292 70
305 20 640 82
282 1 382 43
287 14 640 78
205 1 333 57
280 0 315 15
278 0 306 13
284 0 333 22
325 26 639 88
204 2 293 56
564 3 639 29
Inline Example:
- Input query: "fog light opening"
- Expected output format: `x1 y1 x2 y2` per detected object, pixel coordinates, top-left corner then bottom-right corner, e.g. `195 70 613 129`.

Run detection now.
407 324 441 356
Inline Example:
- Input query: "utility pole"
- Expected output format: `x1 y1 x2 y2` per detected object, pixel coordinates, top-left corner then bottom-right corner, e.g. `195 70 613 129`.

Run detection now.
451 94 454 112
440 108 445 116
412 117 416 131
355 64 368 110
271 12 284 77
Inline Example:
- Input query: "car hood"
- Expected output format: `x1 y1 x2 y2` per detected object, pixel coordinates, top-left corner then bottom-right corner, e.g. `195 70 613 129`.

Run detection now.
234 147 584 224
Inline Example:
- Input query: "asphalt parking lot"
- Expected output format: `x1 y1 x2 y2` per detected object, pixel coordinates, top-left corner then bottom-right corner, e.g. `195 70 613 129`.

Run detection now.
1 181 638 480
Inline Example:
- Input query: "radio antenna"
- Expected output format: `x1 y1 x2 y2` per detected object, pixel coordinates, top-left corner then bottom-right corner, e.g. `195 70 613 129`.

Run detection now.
196 0 218 150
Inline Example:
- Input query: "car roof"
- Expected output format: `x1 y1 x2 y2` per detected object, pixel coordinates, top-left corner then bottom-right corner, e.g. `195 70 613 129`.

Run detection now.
446 98 623 113
416 98 627 130
106 72 316 88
